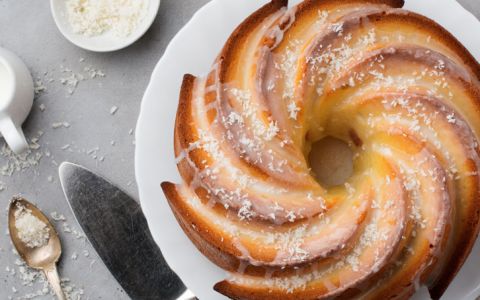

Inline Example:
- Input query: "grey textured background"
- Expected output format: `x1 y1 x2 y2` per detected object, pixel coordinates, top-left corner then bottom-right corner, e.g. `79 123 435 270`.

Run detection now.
0 0 478 299
0 0 208 299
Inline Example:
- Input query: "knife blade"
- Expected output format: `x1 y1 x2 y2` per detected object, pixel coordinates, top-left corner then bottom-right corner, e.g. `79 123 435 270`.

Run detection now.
59 162 189 300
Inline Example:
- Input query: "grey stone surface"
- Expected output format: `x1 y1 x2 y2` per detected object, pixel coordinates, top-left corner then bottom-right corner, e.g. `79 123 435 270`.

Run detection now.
0 0 208 299
0 0 478 299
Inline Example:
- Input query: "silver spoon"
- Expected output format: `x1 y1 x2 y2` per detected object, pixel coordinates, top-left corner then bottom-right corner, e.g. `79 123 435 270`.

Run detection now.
8 197 66 300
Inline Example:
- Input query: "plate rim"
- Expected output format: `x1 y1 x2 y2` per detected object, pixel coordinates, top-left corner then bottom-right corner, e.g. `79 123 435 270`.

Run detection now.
135 2 232 299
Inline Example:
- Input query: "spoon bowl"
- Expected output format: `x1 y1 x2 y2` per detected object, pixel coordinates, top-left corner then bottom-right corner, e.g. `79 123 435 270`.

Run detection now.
8 197 66 300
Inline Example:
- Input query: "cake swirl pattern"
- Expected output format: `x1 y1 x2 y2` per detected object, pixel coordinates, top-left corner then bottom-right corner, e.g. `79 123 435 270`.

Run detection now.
161 0 480 299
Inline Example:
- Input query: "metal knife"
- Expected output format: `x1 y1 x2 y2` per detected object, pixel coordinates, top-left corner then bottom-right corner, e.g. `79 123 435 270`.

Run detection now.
59 162 196 300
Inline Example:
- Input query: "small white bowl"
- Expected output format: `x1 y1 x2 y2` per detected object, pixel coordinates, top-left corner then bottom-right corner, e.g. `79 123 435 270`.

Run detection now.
50 0 161 52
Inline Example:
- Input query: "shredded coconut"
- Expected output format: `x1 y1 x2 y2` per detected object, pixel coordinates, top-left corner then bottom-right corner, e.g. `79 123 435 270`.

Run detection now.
287 101 301 120
7 256 85 299
14 203 50 248
0 132 43 176
66 0 149 37
109 105 119 115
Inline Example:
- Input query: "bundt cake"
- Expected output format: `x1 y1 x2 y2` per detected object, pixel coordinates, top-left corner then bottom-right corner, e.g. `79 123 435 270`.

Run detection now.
161 0 480 298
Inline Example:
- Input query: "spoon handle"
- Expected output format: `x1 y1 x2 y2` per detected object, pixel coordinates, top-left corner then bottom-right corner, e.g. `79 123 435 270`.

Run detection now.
44 265 66 300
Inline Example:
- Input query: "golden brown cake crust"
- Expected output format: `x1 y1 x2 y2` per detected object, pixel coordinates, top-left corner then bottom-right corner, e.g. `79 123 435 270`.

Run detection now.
162 0 480 299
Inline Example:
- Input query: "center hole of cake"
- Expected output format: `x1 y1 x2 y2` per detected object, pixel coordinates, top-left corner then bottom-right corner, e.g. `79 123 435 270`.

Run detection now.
309 136 354 187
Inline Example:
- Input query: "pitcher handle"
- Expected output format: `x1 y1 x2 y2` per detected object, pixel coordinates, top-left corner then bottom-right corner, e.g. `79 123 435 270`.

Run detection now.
0 117 28 154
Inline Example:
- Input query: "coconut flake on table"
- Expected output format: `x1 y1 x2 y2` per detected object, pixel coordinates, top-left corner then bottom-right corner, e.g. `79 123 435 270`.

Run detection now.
14 203 50 248
33 79 47 96
0 131 44 176
34 60 106 96
6 256 85 300
65 0 149 38
110 105 119 115
51 122 71 129
50 211 67 222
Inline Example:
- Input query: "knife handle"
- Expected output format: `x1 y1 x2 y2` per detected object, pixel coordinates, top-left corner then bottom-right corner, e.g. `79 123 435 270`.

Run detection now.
44 265 66 300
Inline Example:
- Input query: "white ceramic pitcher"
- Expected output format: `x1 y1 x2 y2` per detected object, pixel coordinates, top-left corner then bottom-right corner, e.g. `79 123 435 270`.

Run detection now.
0 47 34 154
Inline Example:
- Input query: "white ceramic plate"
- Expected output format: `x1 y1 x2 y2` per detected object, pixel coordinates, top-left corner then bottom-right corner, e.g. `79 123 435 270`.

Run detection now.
50 0 160 52
135 1 480 299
